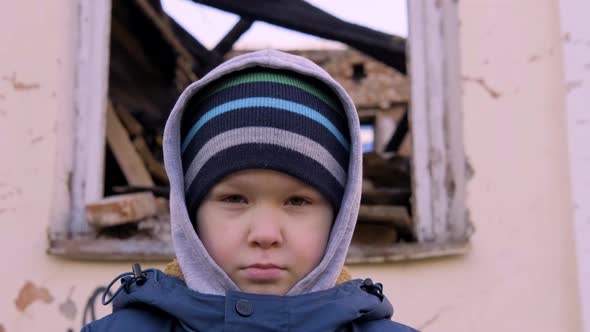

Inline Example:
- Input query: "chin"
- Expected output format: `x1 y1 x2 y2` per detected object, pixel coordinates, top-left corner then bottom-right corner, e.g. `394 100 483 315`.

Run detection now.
241 284 288 296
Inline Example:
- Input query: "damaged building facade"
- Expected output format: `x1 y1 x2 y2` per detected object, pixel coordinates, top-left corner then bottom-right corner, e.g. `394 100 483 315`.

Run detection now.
1 0 589 331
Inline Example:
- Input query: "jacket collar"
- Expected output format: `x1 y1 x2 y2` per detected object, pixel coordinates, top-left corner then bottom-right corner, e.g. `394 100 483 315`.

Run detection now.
111 268 392 332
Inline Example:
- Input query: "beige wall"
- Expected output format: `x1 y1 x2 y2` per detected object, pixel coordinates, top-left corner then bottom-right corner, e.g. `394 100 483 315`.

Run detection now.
0 0 583 331
351 0 582 330
0 2 154 331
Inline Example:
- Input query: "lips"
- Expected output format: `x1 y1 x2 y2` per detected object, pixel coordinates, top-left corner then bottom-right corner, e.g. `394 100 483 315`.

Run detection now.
242 263 284 281
248 263 281 269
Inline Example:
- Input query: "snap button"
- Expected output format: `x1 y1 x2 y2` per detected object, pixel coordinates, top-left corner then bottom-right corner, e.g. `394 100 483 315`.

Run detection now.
235 299 254 317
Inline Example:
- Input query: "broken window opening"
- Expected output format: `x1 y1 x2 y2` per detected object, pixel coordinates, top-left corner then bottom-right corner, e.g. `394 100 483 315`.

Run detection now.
48 0 471 263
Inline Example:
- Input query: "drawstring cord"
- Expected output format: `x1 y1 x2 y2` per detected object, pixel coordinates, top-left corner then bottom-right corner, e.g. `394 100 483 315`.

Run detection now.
360 278 384 300
102 263 157 306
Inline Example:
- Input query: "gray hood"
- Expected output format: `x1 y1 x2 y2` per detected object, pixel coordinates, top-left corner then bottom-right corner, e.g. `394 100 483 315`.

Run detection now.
163 49 362 296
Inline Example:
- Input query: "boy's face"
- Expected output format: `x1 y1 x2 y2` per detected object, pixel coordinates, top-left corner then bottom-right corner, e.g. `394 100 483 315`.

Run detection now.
196 169 334 295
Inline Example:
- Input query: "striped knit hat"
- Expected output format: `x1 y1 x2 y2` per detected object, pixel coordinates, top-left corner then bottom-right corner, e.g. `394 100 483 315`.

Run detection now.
180 67 350 221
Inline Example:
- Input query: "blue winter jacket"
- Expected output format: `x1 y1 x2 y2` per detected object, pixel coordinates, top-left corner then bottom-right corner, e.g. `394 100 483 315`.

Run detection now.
81 50 419 331
82 268 417 331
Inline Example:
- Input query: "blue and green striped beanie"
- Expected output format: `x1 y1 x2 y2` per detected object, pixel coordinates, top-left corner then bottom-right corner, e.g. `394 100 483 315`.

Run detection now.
180 67 350 221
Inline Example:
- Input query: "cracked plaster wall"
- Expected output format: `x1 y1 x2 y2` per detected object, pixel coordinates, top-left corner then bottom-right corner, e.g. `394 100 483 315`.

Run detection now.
0 0 583 331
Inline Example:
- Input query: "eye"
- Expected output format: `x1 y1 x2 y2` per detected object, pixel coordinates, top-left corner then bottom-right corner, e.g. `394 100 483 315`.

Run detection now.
221 194 248 204
286 196 311 206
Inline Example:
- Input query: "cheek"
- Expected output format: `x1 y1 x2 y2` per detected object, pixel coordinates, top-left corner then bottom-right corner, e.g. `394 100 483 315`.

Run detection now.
196 205 240 267
291 210 333 269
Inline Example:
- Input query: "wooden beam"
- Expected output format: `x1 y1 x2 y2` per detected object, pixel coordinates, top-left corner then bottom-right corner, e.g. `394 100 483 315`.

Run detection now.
385 108 409 153
200 18 254 73
135 0 198 83
113 105 144 136
190 0 407 73
106 102 155 187
212 18 253 58
132 137 169 185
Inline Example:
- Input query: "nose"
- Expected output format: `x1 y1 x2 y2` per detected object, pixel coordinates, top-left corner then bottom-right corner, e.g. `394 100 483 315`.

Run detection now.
247 206 284 249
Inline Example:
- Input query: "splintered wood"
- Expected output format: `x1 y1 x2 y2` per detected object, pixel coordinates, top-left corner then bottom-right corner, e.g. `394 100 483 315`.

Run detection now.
86 192 157 227
106 102 154 187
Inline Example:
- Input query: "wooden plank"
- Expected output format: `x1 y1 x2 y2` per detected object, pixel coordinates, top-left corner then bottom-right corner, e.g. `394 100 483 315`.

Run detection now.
68 0 113 236
132 136 169 184
361 188 411 206
86 192 158 227
358 205 412 231
113 105 143 136
363 153 411 188
408 0 470 243
109 105 162 185
106 102 154 187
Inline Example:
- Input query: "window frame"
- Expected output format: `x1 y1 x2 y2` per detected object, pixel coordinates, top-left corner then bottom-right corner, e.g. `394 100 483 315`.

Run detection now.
48 0 471 263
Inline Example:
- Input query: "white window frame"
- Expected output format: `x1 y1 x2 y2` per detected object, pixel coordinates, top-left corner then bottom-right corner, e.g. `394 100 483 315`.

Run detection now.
48 0 471 262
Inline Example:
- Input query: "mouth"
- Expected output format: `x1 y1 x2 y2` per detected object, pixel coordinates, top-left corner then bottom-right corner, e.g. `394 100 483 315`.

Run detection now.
241 263 285 281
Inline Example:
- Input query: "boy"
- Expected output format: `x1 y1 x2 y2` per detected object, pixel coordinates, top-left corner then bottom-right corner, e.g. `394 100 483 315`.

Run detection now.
82 49 417 331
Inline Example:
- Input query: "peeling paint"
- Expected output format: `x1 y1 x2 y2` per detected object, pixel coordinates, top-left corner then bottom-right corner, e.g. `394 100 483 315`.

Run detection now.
2 73 40 91
566 80 583 93
563 32 571 42
59 298 77 320
528 54 541 63
31 136 44 144
462 76 501 99
15 281 54 311
0 186 22 201
59 288 77 320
